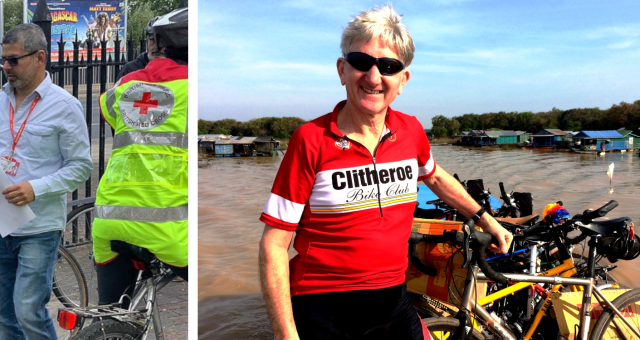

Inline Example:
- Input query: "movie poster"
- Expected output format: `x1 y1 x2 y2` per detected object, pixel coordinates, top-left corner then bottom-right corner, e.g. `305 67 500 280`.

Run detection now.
25 0 127 61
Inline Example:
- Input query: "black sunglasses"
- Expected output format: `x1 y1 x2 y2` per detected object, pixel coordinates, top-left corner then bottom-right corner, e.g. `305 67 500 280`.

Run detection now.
345 52 405 76
0 50 39 67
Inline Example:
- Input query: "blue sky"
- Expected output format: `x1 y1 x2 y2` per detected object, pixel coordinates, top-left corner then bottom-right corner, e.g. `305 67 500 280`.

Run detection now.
200 0 640 128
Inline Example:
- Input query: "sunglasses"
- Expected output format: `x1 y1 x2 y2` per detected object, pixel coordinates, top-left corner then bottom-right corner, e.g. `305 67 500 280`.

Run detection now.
0 50 38 67
345 52 405 76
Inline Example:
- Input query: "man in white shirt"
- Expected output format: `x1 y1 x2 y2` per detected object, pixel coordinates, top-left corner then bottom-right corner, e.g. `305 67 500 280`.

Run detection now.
0 23 92 339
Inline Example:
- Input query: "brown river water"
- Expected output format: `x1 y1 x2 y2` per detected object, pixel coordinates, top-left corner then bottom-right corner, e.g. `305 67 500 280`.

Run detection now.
198 146 640 339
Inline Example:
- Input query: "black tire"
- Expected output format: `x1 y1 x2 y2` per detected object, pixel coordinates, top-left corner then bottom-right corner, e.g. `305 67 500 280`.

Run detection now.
65 203 96 243
70 319 142 340
422 317 484 340
53 246 88 308
64 203 99 304
589 288 640 340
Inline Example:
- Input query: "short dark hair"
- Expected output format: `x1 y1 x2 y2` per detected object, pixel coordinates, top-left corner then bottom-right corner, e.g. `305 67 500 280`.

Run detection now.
3 24 48 58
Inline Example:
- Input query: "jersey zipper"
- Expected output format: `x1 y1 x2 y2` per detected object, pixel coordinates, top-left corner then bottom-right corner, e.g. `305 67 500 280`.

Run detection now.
342 130 394 217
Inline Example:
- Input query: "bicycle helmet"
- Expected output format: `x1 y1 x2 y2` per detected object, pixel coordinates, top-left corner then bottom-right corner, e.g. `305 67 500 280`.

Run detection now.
145 16 161 36
152 7 188 50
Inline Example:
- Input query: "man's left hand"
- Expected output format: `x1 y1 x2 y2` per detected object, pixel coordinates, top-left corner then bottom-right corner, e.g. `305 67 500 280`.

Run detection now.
479 214 513 254
3 182 35 206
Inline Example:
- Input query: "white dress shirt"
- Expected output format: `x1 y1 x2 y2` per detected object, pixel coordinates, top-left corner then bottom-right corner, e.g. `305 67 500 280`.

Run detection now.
0 73 93 236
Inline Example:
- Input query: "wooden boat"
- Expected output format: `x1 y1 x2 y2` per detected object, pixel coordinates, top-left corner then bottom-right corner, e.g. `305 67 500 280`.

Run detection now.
571 147 610 154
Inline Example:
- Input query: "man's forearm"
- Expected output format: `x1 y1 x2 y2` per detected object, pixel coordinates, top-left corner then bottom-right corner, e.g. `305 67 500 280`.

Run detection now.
259 234 299 340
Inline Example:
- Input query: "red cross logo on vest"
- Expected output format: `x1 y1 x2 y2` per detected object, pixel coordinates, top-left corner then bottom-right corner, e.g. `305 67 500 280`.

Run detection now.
133 92 158 115
120 83 174 130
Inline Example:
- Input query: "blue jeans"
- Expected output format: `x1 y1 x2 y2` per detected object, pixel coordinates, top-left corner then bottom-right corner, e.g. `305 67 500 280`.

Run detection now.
0 231 61 340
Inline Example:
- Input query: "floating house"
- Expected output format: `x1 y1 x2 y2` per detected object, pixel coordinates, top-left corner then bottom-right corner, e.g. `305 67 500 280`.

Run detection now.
484 130 519 145
529 129 572 148
572 130 626 151
211 136 280 157
454 130 524 146
253 136 280 155
616 129 640 150
199 134 232 155
515 131 531 144
468 130 489 146
452 131 470 145
214 136 257 156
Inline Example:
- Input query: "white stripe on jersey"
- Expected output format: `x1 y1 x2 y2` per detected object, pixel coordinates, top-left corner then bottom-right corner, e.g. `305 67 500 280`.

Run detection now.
309 159 418 214
263 193 306 223
418 151 435 178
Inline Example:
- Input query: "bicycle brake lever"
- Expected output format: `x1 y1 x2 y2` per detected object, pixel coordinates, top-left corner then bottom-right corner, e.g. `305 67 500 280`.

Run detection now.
461 224 472 268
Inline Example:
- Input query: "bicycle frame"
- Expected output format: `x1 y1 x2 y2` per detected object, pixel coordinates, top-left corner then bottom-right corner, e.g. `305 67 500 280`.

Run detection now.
459 242 640 340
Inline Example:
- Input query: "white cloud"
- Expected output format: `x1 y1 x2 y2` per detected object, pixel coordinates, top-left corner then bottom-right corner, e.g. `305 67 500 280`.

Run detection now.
585 24 640 40
606 41 634 50
418 47 546 67
409 64 481 74
242 61 336 76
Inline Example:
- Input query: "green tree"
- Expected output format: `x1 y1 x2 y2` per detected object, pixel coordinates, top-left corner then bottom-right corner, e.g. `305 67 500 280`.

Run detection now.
271 117 306 138
126 0 188 41
448 118 461 136
211 118 241 135
4 0 22 34
607 102 633 129
514 112 534 132
129 0 186 17
198 119 214 134
629 100 640 131
458 113 480 131
431 115 451 137
126 2 156 41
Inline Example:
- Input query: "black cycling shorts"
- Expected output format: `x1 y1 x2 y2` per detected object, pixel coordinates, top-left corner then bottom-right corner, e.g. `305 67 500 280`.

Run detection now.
291 283 425 340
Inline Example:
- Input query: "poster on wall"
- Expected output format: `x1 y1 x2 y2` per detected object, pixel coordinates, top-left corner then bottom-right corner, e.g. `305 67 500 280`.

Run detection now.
25 0 127 61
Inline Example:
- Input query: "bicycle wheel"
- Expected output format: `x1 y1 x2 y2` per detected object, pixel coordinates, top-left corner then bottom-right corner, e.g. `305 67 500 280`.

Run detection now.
70 319 142 340
422 317 484 340
63 203 100 305
49 246 87 338
589 288 640 340
53 246 88 308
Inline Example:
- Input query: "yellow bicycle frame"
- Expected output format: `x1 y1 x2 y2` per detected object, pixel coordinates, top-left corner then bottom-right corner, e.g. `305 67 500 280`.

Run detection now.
474 259 578 340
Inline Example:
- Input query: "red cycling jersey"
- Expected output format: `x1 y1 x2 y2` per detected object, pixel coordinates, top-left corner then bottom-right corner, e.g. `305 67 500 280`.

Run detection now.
260 101 436 296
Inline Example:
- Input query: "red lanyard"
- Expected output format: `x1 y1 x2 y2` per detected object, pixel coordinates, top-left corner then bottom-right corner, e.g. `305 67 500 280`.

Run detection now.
9 95 40 158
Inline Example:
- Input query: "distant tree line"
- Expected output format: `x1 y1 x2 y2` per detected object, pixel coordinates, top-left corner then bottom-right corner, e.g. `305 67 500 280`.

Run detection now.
430 100 640 138
198 117 307 139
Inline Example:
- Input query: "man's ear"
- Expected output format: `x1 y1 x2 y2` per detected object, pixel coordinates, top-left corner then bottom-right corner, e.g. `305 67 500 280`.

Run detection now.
36 50 47 65
397 68 410 95
337 57 346 86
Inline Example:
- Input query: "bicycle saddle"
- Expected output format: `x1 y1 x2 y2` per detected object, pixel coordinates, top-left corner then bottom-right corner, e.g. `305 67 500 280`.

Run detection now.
578 217 632 237
111 240 156 265
495 215 539 226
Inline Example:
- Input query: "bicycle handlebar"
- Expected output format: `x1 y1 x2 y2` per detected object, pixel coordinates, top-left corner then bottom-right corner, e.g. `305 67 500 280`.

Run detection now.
572 200 618 221
408 218 510 285
499 182 508 203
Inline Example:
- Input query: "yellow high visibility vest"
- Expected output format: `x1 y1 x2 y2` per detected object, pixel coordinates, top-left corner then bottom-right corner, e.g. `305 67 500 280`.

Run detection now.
93 59 188 267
